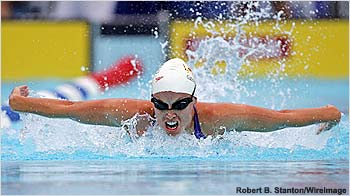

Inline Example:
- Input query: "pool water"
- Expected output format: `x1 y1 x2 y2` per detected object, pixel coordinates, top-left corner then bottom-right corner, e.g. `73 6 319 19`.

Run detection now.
2 160 348 195
1 77 349 195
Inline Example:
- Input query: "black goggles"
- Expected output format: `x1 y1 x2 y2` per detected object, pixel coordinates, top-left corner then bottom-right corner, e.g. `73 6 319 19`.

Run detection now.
151 86 196 110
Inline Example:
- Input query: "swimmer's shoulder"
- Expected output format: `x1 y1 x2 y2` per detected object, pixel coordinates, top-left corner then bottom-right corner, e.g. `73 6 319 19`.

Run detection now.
134 99 154 115
196 102 243 135
197 102 244 110
102 98 151 106
196 102 219 121
196 102 237 112
196 102 244 120
128 99 154 116
195 102 224 135
103 98 154 116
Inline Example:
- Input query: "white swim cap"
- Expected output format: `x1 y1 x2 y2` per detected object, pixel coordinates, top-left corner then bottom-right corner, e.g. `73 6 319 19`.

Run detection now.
152 58 196 96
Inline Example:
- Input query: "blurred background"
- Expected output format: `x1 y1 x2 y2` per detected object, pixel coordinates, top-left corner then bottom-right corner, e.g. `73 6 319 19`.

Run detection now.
2 1 348 80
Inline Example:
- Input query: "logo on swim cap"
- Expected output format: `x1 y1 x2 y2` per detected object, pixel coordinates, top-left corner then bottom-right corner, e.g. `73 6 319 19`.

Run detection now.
182 63 195 83
183 64 192 75
155 76 164 82
187 75 195 83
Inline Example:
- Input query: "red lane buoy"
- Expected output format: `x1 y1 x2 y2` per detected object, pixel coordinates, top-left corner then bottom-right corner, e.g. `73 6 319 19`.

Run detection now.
90 55 143 90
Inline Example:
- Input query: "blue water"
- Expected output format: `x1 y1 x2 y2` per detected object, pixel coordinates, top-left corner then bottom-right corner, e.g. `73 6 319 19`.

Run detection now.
2 160 348 195
1 78 349 194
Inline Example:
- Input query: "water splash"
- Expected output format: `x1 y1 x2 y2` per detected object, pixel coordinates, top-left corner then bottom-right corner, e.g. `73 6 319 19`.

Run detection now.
1 111 348 160
184 1 297 107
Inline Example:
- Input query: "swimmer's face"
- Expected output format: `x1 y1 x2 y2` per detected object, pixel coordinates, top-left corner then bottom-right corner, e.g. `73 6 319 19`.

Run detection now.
152 91 196 136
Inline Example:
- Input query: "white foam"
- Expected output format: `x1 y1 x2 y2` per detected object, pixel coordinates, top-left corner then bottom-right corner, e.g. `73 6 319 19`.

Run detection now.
36 90 57 99
1 112 11 128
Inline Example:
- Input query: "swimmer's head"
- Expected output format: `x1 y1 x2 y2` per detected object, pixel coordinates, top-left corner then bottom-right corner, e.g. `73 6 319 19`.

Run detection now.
151 58 197 136
152 58 196 96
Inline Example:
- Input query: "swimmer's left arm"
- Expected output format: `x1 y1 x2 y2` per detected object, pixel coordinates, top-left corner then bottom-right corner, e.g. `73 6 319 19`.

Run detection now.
68 98 154 127
9 85 154 127
198 103 341 133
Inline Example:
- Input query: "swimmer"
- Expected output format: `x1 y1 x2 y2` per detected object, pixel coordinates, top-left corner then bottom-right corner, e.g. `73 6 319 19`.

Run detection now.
9 58 341 139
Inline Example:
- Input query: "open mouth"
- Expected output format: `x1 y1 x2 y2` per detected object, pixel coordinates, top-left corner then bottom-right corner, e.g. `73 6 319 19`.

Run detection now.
165 121 179 131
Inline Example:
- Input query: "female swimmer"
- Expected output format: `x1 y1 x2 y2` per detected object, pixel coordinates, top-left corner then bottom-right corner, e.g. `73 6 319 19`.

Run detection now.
9 58 341 139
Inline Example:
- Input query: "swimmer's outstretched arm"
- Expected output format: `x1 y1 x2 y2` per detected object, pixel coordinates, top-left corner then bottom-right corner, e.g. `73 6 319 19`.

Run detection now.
9 85 154 127
198 103 341 134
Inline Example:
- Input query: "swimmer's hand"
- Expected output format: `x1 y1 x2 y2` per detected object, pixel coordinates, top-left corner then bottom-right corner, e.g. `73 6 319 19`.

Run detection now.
316 121 339 135
316 105 341 135
10 85 30 98
9 85 30 112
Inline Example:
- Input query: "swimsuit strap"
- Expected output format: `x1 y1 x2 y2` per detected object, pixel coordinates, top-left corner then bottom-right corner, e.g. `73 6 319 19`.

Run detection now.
193 105 206 139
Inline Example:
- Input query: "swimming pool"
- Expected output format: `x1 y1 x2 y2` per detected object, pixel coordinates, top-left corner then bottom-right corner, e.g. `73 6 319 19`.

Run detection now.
2 2 349 193
2 160 348 195
1 77 349 195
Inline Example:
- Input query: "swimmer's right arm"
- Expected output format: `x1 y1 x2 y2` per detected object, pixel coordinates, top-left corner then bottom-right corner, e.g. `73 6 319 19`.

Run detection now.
9 85 154 127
